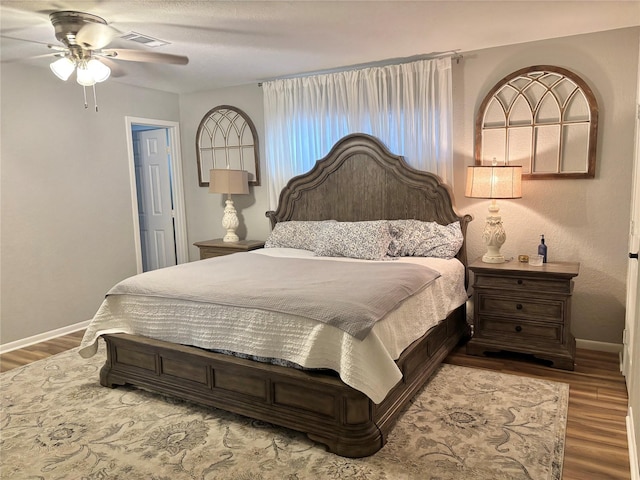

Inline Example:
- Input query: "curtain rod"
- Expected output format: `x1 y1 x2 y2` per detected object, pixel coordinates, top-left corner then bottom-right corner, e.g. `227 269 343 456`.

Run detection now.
258 50 462 86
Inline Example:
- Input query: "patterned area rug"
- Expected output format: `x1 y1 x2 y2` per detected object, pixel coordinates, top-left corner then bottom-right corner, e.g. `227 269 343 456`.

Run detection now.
1 344 568 480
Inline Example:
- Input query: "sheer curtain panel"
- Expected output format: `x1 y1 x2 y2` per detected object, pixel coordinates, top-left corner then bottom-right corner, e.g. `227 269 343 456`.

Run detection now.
263 57 453 209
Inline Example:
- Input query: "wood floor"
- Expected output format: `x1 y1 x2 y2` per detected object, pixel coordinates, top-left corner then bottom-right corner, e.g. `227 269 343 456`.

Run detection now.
0 333 631 479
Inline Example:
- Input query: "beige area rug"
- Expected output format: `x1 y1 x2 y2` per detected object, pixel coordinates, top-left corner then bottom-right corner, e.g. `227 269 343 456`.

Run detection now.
1 344 568 480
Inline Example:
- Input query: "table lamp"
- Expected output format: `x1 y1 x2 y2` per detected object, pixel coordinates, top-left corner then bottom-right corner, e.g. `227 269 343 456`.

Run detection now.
465 164 522 263
209 169 249 242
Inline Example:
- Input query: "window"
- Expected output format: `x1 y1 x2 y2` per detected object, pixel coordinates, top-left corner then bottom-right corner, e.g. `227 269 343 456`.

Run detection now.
476 66 598 179
196 105 260 187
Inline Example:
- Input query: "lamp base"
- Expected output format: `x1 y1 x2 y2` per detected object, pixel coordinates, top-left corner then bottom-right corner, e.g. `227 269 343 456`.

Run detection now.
223 233 240 243
481 201 507 264
482 252 506 263
221 198 240 243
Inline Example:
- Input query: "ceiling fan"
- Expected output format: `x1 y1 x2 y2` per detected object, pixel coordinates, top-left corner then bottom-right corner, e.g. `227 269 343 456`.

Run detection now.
41 10 189 110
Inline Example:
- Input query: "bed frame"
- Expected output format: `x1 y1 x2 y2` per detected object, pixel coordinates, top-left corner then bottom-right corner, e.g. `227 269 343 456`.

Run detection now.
100 133 472 458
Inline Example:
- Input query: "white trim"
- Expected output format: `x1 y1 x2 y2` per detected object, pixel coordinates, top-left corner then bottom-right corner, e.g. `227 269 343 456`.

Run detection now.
0 320 91 354
576 338 623 353
124 117 189 274
629 408 640 480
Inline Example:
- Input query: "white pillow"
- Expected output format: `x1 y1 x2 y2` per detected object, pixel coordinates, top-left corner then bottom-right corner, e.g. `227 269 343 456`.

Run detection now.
265 220 335 250
314 221 392 261
388 220 463 259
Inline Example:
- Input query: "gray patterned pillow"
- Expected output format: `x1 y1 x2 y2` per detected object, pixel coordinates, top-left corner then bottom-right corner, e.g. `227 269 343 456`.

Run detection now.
314 221 392 260
265 220 336 250
388 220 463 259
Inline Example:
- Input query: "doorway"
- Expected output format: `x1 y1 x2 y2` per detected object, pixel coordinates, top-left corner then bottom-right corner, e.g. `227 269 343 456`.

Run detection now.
125 117 188 273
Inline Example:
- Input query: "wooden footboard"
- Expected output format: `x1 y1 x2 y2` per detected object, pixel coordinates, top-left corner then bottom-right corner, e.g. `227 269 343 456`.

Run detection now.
99 305 468 458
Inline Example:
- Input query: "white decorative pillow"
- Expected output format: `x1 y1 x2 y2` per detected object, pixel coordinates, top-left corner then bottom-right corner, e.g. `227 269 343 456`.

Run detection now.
314 221 392 261
265 220 335 250
388 220 463 259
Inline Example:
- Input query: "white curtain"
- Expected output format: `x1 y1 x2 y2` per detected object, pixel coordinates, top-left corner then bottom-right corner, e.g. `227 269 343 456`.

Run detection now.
262 57 453 210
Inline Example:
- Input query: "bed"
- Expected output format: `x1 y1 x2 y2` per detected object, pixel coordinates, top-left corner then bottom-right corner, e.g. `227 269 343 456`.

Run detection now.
81 133 473 458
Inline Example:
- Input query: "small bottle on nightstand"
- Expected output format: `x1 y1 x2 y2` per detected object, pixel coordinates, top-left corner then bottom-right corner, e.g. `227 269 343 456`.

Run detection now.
538 235 548 263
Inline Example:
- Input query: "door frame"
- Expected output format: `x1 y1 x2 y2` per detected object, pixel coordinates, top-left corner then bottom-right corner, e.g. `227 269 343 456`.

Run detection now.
125 116 188 273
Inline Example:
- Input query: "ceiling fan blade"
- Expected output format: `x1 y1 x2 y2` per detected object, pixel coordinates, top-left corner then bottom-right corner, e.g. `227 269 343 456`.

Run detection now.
31 52 64 60
76 22 118 50
0 35 67 51
101 48 189 65
1 51 61 64
97 56 126 77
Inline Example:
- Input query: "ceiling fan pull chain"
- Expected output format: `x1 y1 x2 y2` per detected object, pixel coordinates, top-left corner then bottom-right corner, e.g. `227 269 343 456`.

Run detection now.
82 85 88 109
93 84 99 112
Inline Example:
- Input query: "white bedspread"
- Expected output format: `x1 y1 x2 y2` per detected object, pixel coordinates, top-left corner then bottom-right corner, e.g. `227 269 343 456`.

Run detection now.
80 248 467 403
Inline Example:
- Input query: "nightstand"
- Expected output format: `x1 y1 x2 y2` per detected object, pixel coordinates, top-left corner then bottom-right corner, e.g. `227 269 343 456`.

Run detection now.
466 258 580 370
194 239 265 260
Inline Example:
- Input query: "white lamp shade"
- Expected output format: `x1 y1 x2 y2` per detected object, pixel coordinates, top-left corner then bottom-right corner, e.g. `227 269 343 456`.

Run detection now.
465 166 522 199
50 57 76 81
87 58 111 83
76 61 96 86
209 169 249 195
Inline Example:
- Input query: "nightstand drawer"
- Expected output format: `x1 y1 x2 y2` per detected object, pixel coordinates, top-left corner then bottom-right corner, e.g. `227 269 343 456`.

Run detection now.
199 247 241 259
478 317 562 343
476 294 563 322
474 274 571 294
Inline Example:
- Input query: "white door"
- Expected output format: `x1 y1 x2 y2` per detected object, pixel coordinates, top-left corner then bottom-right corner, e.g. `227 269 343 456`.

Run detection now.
623 102 640 476
134 128 177 271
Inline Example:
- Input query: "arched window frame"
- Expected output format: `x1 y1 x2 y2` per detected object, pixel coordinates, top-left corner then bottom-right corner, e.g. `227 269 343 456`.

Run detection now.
475 65 598 179
196 105 260 187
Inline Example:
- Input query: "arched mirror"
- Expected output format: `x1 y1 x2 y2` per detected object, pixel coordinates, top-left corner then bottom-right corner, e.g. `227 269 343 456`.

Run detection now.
196 105 260 187
476 65 598 179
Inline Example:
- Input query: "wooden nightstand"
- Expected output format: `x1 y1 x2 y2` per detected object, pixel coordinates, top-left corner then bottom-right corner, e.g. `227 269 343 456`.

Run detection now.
466 258 580 370
194 239 265 260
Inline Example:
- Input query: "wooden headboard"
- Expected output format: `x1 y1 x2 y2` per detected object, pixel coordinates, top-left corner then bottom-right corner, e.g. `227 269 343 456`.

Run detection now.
265 133 472 268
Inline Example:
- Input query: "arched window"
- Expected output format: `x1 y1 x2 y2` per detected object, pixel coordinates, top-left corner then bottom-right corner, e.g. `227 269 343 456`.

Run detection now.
475 65 598 179
196 105 260 187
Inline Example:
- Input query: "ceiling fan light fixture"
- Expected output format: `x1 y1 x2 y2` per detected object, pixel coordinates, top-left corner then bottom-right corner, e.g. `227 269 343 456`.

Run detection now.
76 61 96 86
50 56 76 81
87 58 110 83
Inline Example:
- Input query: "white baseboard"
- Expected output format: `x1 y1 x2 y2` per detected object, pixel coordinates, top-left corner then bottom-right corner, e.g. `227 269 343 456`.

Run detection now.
0 320 91 354
629 408 640 480
576 338 623 353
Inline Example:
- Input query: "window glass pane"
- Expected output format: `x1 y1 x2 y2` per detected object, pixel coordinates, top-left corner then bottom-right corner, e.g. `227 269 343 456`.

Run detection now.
481 128 506 164
535 92 561 124
508 95 533 126
496 85 518 111
564 91 590 122
510 77 532 91
523 81 546 112
533 125 560 173
484 98 506 127
539 72 563 88
552 78 578 107
561 124 589 172
508 126 533 174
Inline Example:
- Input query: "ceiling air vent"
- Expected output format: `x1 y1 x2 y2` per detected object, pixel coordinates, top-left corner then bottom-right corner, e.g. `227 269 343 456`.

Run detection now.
119 31 170 48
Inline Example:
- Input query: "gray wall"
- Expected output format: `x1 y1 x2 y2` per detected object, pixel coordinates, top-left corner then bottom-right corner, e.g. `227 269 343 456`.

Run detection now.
2 27 637 347
1 63 180 344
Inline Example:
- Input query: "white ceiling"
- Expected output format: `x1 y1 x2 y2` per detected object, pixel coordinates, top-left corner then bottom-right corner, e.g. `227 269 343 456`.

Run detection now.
1 1 639 95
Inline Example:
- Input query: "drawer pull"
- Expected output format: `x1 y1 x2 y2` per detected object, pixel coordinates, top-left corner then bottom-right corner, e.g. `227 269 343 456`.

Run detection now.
517 279 523 285
515 326 522 332
516 304 523 310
